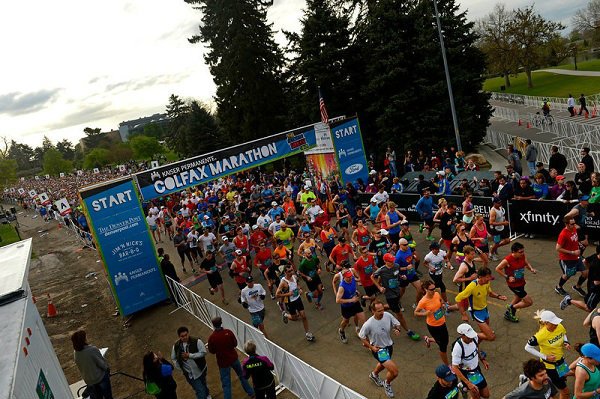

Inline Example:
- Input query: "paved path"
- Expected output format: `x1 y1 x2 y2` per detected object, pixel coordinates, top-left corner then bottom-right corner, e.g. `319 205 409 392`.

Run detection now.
536 68 600 77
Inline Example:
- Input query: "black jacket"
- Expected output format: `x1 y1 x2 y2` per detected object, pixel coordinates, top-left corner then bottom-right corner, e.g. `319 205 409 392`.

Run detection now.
549 152 568 175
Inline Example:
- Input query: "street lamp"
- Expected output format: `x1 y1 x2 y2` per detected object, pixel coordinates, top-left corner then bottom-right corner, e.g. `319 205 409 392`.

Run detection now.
432 0 462 152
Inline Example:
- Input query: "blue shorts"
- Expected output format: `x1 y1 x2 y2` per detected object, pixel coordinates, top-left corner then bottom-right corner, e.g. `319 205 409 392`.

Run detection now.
471 307 490 323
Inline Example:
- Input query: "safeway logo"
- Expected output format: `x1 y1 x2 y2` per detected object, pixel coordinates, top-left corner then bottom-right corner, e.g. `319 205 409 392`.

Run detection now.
345 163 364 175
519 211 559 225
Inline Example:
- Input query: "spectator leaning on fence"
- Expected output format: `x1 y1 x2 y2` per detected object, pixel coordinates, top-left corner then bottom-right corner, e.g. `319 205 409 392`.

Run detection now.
525 139 538 178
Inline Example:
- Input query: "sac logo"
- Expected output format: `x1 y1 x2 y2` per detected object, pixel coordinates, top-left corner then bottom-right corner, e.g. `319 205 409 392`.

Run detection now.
345 163 363 175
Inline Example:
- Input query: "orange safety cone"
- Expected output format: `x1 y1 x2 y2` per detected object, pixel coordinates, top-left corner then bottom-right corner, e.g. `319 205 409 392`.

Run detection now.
527 122 531 128
57 222 62 229
518 119 522 126
585 111 590 119
47 293 58 318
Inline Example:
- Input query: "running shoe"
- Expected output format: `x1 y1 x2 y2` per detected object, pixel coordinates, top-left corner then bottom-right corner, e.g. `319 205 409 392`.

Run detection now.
426 235 435 241
209 288 215 295
383 381 395 398
338 328 348 344
490 254 498 261
355 326 360 335
504 311 519 322
419 223 424 233
424 335 431 348
316 303 325 310
555 286 568 296
270 293 276 300
412 303 417 309
282 311 289 324
237 297 242 304
407 330 420 341
560 294 572 310
306 332 315 341
573 285 587 297
360 296 367 307
529 234 535 239
369 372 383 387
306 292 313 303
506 304 515 316
192 268 197 274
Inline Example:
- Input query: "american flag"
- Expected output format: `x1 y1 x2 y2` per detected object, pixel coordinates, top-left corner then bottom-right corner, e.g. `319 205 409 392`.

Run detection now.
318 87 329 124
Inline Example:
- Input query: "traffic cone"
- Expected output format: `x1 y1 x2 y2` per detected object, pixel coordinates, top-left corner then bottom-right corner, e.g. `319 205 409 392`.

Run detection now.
518 119 522 126
527 122 531 128
47 294 57 318
585 111 589 119
57 222 62 229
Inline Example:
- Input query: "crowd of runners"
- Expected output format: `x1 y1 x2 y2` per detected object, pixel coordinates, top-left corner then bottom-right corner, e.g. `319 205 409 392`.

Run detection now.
5 148 600 399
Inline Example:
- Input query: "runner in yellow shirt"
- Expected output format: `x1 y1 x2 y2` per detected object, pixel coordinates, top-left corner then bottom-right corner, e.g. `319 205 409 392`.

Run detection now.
454 267 507 342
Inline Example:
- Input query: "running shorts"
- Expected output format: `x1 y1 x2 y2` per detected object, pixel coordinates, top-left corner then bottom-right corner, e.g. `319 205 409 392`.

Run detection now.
286 298 305 315
341 302 364 320
471 307 490 323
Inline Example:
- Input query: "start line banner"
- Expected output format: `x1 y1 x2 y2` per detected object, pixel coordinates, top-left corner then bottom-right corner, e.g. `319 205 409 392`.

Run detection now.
135 125 317 200
80 177 169 316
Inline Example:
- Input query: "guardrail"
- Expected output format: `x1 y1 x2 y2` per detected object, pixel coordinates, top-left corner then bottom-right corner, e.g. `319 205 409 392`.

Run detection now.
166 276 367 399
492 106 520 122
490 91 600 112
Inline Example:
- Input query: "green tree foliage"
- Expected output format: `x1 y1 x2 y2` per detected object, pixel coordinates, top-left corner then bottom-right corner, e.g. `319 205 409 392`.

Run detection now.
82 127 112 151
8 140 35 170
166 99 222 158
43 148 73 176
186 0 287 142
284 0 357 125
354 0 491 152
129 135 164 160
83 148 111 169
507 6 564 88
0 158 17 190
55 139 75 160
108 142 134 164
477 4 518 88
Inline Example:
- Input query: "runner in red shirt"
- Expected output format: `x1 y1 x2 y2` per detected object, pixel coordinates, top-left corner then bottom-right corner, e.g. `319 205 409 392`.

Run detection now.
249 225 268 253
231 250 250 302
354 246 379 305
253 242 273 276
555 217 585 296
329 236 356 272
233 227 250 257
495 242 537 322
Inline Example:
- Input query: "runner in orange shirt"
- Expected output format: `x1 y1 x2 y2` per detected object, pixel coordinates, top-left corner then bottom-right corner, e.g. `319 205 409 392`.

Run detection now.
415 280 450 365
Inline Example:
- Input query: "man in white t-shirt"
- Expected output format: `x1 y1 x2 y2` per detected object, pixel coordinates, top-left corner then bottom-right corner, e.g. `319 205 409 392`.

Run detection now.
451 323 490 399
240 276 268 338
359 300 401 398
423 242 452 303
268 215 284 236
146 213 161 243
197 230 217 254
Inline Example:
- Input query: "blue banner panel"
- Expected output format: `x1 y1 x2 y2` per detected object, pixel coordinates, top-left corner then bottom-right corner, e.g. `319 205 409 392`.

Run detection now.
330 118 369 186
80 178 168 316
135 125 317 200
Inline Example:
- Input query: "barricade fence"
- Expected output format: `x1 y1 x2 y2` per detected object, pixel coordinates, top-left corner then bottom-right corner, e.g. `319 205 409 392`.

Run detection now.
491 91 600 113
491 106 520 122
165 277 367 399
355 193 600 239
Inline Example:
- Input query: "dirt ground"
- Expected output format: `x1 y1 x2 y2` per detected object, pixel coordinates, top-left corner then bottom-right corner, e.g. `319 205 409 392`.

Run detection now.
13 204 597 399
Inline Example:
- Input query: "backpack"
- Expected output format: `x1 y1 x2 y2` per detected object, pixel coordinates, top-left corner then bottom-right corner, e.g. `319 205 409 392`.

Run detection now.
453 336 479 363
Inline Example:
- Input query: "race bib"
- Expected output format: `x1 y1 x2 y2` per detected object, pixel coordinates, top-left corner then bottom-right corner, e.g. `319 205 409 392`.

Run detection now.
445 387 459 399
433 307 445 320
377 348 391 362
293 288 300 297
251 313 263 326
364 265 373 275
513 268 524 279
210 267 217 273
556 360 569 378
309 270 316 278
467 370 483 385
566 266 577 278
388 278 398 289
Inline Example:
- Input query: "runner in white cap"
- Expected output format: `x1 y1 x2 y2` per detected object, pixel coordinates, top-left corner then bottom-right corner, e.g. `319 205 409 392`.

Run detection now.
451 323 491 399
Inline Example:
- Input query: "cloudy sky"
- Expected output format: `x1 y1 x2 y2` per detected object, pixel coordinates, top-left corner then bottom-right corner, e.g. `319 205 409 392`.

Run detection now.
0 0 587 148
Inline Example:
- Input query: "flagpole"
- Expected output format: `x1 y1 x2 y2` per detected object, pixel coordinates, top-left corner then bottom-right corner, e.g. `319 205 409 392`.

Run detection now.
433 0 462 152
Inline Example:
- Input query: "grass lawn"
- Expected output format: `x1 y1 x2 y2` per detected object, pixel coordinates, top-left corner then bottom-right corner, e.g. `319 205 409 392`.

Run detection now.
483 72 600 97
0 223 20 247
553 58 600 71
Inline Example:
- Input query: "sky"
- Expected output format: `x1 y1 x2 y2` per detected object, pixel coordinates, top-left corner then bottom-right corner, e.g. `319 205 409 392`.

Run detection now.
0 0 588 148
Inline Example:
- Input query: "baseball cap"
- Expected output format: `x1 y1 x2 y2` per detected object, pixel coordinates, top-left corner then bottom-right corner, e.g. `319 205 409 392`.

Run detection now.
338 236 346 242
343 270 353 278
581 343 600 362
252 224 258 230
457 323 477 339
246 275 254 283
400 220 409 225
399 238 409 245
235 249 243 255
539 310 562 325
435 364 457 382
379 228 389 236
437 170 445 176
383 253 395 263
222 236 229 241
271 201 278 206
223 215 229 219
370 198 377 203
580 195 591 202
556 175 565 181
369 170 377 175
323 220 330 226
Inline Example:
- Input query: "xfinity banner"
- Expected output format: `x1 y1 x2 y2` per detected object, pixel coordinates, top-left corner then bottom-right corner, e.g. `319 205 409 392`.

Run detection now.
331 118 369 186
136 125 317 200
80 178 168 316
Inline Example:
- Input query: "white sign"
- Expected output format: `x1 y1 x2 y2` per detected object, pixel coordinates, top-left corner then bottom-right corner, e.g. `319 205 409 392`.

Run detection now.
28 190 37 198
34 175 40 180
20 177 25 181
119 164 126 172
60 172 65 178
18 188 25 195
38 192 51 205
93 168 100 174
304 122 335 155
45 174 50 179
150 160 159 169
54 198 72 216
77 170 83 176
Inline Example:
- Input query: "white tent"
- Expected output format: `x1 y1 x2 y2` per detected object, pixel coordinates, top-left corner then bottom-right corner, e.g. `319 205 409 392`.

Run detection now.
0 238 72 399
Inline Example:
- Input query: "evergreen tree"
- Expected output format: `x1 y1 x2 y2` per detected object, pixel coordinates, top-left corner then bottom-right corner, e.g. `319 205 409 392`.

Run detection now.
186 0 287 142
285 0 357 125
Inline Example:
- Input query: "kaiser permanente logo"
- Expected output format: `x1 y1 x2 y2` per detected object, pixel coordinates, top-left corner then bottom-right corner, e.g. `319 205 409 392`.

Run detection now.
519 211 560 225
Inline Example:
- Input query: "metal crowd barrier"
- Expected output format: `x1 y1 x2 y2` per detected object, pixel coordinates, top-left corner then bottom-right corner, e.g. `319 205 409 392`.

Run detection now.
166 276 367 399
